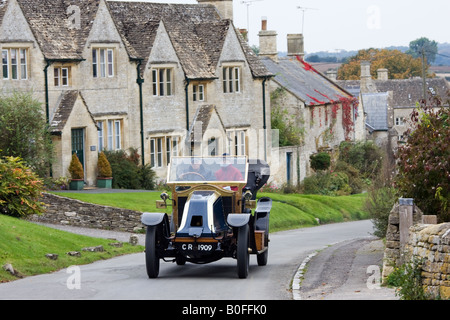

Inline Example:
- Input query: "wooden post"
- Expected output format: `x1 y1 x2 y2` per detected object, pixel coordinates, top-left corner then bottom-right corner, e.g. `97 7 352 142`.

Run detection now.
399 198 414 247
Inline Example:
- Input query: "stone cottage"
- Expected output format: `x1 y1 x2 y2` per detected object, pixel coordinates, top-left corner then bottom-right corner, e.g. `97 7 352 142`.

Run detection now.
257 18 362 186
0 0 273 186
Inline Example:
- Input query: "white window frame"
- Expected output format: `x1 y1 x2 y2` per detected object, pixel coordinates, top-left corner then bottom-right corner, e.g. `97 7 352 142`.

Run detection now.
98 119 122 151
2 48 28 80
226 129 247 156
114 120 121 150
151 68 173 96
193 84 205 101
395 117 405 126
54 67 70 87
93 48 114 78
223 66 241 93
97 121 104 151
151 136 180 168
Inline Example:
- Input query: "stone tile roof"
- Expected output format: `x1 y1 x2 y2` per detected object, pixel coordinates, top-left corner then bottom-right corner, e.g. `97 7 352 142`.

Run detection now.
362 93 389 131
188 104 226 142
50 90 95 134
107 1 271 79
262 56 352 106
16 0 100 60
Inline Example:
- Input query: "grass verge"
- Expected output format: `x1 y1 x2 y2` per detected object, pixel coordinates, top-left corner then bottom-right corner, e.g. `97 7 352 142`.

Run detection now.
0 213 143 282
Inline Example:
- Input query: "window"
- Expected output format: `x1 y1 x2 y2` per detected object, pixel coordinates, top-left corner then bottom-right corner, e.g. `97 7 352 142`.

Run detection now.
150 136 180 168
223 66 240 93
92 48 114 78
193 84 205 101
226 130 247 156
208 137 218 156
97 119 122 151
395 117 405 126
54 67 70 87
152 68 173 96
2 48 27 80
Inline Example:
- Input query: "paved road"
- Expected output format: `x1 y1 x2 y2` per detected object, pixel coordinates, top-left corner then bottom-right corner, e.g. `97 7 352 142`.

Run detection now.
0 220 379 300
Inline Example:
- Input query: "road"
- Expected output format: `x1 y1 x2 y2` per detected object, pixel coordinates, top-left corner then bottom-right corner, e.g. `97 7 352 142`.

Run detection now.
0 220 375 300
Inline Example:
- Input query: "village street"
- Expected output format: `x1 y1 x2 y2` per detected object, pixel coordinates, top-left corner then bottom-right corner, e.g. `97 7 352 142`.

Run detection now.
0 220 396 300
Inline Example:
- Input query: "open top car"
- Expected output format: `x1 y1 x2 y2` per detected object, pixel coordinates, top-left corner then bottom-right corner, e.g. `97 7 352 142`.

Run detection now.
141 156 272 278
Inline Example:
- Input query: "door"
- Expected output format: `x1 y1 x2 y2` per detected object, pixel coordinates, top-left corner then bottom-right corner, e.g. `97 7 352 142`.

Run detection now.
71 128 85 173
286 152 292 184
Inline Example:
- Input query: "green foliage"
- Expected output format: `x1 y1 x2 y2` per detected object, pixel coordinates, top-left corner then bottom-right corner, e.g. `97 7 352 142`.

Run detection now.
270 87 304 147
407 37 438 64
365 186 397 237
310 152 331 171
0 156 45 217
386 258 429 300
68 153 84 180
339 141 383 179
0 92 53 177
302 171 351 196
395 103 450 221
104 148 155 190
97 152 112 178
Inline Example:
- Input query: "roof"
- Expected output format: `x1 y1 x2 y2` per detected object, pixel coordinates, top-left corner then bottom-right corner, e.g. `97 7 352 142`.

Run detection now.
362 93 389 131
16 0 100 60
188 105 226 143
261 56 353 106
50 90 96 134
337 77 450 108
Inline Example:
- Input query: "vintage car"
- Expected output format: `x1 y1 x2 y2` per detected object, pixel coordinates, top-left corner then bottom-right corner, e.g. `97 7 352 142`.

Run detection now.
141 156 272 279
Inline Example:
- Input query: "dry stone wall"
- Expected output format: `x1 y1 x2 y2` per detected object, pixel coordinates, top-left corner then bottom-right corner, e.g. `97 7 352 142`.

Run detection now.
28 193 145 233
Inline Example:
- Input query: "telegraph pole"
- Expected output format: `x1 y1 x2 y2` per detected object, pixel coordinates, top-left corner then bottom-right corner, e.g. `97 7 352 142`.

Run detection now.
422 48 427 103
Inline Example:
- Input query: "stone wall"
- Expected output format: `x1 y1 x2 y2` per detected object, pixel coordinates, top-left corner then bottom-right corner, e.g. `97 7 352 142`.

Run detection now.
382 200 450 299
405 223 450 299
28 193 144 233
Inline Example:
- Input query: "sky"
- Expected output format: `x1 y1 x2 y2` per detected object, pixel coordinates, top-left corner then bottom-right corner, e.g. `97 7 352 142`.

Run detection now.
119 0 450 54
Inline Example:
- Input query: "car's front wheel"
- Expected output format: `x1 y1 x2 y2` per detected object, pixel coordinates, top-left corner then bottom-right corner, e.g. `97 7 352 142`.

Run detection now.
237 224 250 279
145 226 160 278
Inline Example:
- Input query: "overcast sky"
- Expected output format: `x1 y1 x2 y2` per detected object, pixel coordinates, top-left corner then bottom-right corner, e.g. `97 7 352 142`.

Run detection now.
120 0 450 53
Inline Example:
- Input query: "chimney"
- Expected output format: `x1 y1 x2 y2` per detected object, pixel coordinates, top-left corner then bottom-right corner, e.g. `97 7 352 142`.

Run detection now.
287 34 304 57
326 70 337 81
258 17 278 62
377 68 389 81
197 0 233 21
360 60 376 93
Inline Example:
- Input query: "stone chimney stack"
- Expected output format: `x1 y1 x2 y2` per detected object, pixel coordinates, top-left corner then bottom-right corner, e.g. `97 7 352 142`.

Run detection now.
197 0 234 21
287 34 304 57
360 60 376 93
377 68 389 81
326 70 337 81
258 17 278 62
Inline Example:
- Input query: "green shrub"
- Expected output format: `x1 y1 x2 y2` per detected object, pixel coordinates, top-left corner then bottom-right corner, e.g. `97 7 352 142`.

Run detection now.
310 152 331 171
97 152 112 178
365 186 397 237
68 153 84 180
302 171 351 196
0 92 53 177
104 149 155 190
386 257 429 300
339 141 383 179
0 156 45 217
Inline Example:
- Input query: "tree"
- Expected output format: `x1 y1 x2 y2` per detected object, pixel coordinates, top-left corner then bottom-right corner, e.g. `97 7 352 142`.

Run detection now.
395 94 450 222
338 48 424 80
407 37 438 65
0 92 52 177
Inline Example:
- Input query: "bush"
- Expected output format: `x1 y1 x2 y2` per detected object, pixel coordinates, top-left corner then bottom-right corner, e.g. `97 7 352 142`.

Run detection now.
68 153 84 180
365 186 397 237
104 149 155 190
302 171 351 196
339 141 383 179
386 258 429 300
395 104 450 221
0 92 53 177
310 152 331 171
97 152 112 178
0 156 45 217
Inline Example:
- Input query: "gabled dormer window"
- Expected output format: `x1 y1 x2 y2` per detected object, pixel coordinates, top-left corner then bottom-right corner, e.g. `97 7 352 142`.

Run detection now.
223 66 240 93
2 48 28 80
151 68 173 96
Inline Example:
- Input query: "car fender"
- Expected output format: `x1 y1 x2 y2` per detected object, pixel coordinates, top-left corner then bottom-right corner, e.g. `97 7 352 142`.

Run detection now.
141 212 167 227
227 213 251 228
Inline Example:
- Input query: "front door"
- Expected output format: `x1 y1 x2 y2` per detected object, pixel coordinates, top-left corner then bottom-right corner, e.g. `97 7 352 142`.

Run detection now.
71 128 85 173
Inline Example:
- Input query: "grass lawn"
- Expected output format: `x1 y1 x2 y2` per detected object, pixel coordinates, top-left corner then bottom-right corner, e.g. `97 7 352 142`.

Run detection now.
52 191 369 232
0 213 143 282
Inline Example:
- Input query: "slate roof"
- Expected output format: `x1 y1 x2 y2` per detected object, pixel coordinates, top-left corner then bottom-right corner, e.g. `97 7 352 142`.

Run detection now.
261 56 352 106
188 104 226 143
362 93 389 131
16 0 100 60
337 77 450 108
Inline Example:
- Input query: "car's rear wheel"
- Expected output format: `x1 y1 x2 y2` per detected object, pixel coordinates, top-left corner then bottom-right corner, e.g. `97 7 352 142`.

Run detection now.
237 224 250 279
145 226 160 278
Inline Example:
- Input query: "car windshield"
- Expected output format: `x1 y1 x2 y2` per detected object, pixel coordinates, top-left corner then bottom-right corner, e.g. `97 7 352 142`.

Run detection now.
168 156 248 183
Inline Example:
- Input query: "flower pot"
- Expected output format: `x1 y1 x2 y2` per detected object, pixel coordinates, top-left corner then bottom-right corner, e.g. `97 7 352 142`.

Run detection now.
69 179 84 190
97 177 112 189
